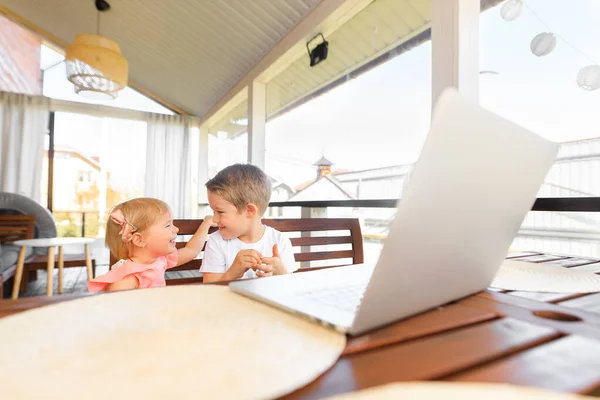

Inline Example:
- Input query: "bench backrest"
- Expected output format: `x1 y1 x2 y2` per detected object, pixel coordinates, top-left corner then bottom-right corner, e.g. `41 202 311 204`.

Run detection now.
0 215 35 244
109 218 364 271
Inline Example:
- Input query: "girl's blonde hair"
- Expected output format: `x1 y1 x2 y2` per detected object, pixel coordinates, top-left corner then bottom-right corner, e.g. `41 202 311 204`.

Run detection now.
105 198 171 260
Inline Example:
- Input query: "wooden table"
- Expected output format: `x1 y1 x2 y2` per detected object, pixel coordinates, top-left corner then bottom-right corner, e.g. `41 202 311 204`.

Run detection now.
11 237 96 299
1 252 600 397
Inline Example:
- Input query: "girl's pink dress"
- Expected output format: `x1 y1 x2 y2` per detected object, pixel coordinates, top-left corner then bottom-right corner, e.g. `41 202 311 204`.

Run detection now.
88 251 178 292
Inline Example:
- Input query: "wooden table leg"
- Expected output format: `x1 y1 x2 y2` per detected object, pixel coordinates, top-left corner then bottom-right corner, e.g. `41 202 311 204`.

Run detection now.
58 246 64 294
85 244 93 281
46 246 55 297
11 246 27 300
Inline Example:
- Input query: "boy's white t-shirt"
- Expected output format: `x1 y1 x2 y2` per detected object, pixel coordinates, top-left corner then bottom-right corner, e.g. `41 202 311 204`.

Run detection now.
201 226 298 279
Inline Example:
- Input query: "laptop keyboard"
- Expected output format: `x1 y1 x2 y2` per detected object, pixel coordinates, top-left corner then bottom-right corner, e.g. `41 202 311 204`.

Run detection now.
295 282 367 313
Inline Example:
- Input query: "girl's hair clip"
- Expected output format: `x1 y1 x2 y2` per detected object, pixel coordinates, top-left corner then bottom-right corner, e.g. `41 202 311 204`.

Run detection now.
110 209 137 243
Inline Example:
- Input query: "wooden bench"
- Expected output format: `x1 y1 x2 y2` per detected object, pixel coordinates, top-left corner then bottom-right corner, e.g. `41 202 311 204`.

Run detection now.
0 215 35 243
109 218 364 285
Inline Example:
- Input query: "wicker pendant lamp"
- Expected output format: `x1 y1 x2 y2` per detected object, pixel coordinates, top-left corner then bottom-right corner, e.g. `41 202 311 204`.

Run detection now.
65 0 128 100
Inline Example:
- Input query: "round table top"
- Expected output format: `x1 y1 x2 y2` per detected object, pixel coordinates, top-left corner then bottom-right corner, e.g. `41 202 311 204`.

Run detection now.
12 237 97 247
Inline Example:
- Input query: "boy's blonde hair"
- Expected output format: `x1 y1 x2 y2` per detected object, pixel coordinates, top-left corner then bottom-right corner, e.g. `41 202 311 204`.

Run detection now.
206 164 271 215
105 198 171 260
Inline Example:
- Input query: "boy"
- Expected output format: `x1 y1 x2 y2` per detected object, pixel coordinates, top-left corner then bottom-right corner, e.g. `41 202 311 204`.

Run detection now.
201 164 297 282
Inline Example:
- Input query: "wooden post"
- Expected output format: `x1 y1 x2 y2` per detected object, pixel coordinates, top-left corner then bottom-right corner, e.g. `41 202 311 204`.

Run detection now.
197 124 210 217
248 81 266 169
300 207 328 268
431 0 480 108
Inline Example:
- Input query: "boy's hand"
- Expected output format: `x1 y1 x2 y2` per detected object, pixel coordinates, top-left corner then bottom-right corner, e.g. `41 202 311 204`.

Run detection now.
228 249 269 279
260 244 287 275
256 270 273 278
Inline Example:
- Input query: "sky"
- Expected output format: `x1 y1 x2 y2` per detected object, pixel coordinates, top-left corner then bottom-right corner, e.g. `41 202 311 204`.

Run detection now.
43 0 600 189
262 0 600 185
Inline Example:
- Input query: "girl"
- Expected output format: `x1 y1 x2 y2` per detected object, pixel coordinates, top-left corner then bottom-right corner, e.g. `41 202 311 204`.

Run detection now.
88 198 214 292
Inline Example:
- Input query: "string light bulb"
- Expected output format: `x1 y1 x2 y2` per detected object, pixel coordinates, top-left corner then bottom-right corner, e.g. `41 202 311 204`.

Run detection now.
500 0 523 21
577 65 600 91
530 32 557 57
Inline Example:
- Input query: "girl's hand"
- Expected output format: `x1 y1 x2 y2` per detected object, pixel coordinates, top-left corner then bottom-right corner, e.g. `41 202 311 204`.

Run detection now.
176 215 217 267
200 215 217 232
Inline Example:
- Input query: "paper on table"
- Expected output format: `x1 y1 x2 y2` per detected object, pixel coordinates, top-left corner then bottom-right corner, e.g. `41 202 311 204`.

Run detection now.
490 260 600 293
323 382 592 399
0 285 346 400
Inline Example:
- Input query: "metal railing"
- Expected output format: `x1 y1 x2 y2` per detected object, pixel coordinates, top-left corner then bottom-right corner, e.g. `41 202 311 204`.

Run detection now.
52 210 100 237
268 197 600 212
266 197 600 249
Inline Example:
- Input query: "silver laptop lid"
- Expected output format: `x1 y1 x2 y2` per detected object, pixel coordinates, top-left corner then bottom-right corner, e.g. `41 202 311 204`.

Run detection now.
349 88 558 335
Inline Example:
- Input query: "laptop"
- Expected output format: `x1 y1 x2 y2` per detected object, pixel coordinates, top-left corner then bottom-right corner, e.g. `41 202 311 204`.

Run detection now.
229 88 559 336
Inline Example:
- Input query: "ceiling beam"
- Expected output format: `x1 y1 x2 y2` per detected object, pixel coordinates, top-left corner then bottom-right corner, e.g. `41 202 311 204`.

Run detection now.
0 5 190 116
200 0 374 127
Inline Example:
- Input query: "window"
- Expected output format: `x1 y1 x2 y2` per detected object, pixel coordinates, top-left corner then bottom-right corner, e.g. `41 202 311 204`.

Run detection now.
41 113 147 237
208 132 248 179
207 95 249 179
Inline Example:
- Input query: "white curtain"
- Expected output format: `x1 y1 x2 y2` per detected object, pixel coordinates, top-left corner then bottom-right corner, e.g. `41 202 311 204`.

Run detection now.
0 92 50 201
145 114 192 218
